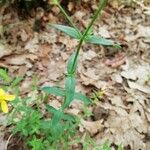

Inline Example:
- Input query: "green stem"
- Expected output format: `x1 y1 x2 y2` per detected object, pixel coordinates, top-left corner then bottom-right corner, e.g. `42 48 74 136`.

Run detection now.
71 0 108 73
57 3 81 36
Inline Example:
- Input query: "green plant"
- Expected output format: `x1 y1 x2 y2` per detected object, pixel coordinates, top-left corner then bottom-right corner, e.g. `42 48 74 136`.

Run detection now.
40 0 120 148
0 68 23 90
102 141 123 150
91 89 105 104
28 135 44 150
13 109 42 137
10 0 121 149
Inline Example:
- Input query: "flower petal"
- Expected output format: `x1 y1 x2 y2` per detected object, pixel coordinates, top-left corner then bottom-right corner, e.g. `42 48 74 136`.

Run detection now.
1 100 8 113
4 94 16 101
0 88 5 96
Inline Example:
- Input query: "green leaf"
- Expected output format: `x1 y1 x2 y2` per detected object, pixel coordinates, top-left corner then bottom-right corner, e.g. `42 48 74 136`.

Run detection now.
49 24 81 39
117 144 123 150
102 141 111 150
85 35 115 46
41 86 65 97
51 109 63 126
113 44 122 49
46 105 57 114
63 114 75 122
74 92 91 105
40 120 51 130
11 76 23 87
67 52 78 74
28 136 44 150
42 86 91 105
0 68 11 82
63 76 76 108
51 122 64 140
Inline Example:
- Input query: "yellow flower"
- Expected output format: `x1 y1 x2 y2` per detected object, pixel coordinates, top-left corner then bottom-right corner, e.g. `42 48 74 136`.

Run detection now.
0 88 16 113
97 90 105 98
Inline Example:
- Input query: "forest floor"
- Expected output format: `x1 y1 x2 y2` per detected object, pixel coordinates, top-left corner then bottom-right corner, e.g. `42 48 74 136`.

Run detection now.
0 0 150 150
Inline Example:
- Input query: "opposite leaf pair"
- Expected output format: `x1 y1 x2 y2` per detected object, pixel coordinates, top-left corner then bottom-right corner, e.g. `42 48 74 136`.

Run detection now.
50 24 121 48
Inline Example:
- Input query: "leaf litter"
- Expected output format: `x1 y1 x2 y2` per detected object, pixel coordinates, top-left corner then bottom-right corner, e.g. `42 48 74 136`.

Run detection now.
0 0 150 149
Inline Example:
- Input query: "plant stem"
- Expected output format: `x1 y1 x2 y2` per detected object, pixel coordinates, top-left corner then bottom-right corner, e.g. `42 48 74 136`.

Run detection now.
71 0 108 73
57 3 81 36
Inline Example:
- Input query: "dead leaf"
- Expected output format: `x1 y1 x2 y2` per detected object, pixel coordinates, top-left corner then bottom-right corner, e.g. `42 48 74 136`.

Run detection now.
25 33 39 53
5 54 37 66
81 119 103 135
104 53 126 68
81 50 97 61
127 80 150 94
97 25 111 38
48 61 65 81
0 44 12 58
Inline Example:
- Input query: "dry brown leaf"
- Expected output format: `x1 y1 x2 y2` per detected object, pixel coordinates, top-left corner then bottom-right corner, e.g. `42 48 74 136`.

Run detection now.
5 54 37 66
111 73 123 83
104 53 126 68
96 25 111 38
18 65 28 76
81 119 103 135
25 33 39 53
48 61 65 81
127 81 150 94
0 44 13 58
81 50 97 61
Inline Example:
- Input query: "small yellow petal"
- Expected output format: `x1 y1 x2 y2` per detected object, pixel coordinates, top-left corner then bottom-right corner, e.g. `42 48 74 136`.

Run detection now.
4 94 16 101
0 88 5 96
1 100 8 113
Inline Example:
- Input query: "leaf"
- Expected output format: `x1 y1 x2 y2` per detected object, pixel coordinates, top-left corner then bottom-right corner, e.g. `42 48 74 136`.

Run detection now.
113 44 122 49
51 122 64 140
85 35 116 46
63 114 75 122
51 109 63 126
74 92 91 105
63 76 76 108
67 52 78 74
0 69 11 82
117 144 123 150
46 105 57 114
11 76 23 87
49 24 81 39
28 136 44 150
42 86 91 105
40 120 51 130
41 86 65 97
102 141 111 150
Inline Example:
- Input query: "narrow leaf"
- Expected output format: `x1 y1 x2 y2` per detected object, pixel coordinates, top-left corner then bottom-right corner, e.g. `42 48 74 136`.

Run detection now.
11 76 23 87
49 24 81 39
0 69 11 82
63 76 76 108
74 92 91 105
117 144 123 150
51 123 63 140
63 114 75 122
41 86 65 97
46 105 57 114
51 110 63 126
42 86 91 105
67 52 78 74
85 35 115 46
40 120 51 130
